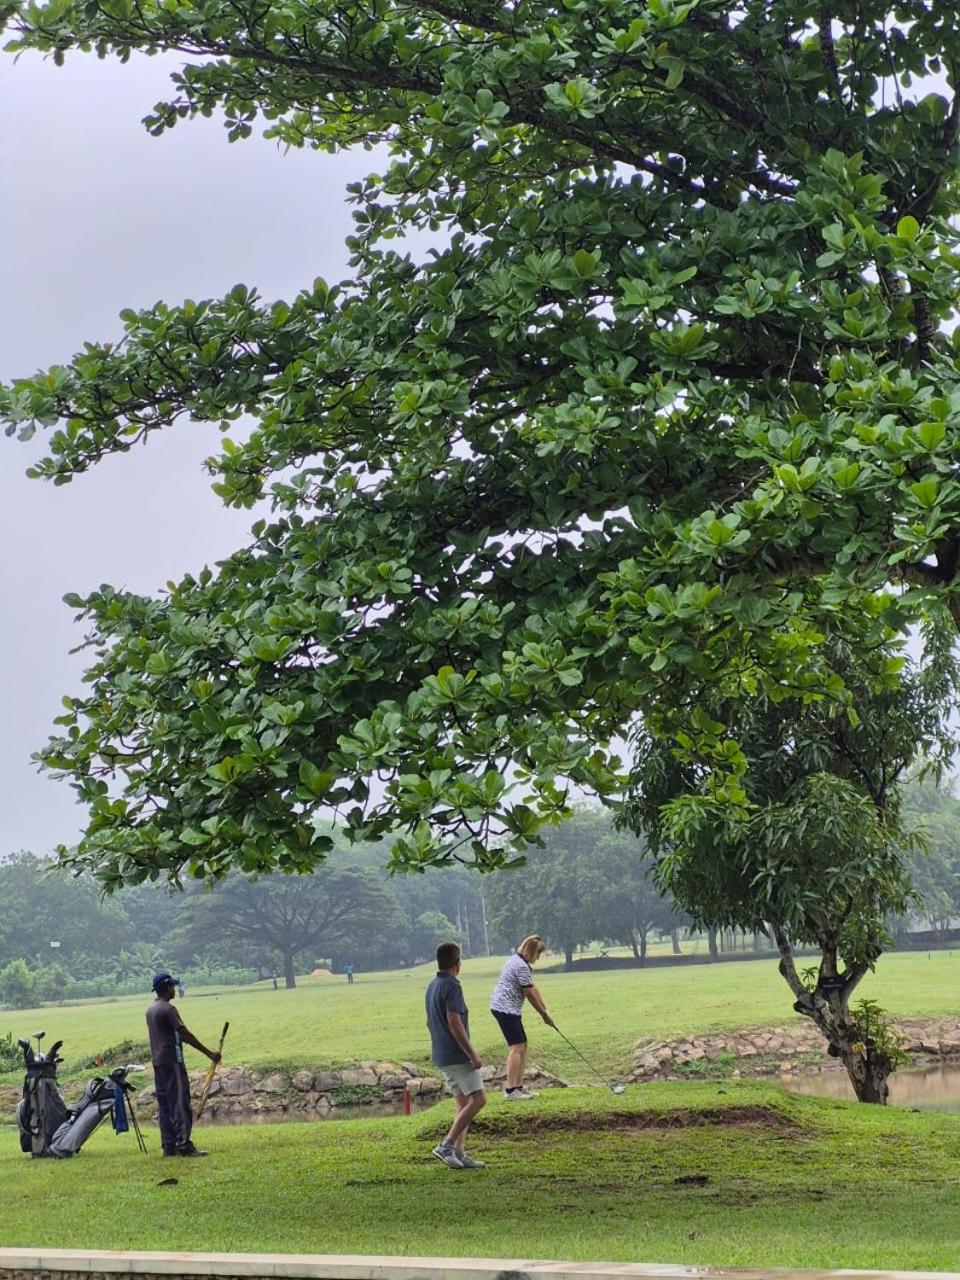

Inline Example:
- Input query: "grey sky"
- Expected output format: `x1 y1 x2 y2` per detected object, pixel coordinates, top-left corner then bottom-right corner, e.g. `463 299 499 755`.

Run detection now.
0 51 385 857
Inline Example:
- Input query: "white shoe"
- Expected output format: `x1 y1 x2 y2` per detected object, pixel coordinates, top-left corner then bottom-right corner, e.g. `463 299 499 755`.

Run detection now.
503 1087 538 1101
432 1143 464 1168
456 1152 486 1168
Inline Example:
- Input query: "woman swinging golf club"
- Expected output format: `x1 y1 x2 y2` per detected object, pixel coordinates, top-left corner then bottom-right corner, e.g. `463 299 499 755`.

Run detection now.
489 935 554 1100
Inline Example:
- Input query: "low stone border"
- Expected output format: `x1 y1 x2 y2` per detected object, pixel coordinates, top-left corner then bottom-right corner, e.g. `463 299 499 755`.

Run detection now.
0 1246 956 1280
133 1060 566 1122
632 1017 960 1081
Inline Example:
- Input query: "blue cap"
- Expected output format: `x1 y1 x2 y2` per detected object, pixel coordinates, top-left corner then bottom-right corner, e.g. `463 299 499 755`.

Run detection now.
152 972 178 992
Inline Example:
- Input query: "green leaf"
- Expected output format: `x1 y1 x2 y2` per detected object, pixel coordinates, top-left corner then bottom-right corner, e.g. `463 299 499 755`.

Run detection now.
909 477 939 508
916 421 946 451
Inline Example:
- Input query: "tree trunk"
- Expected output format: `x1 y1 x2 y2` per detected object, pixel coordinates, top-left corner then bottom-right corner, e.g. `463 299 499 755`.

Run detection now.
630 936 640 961
841 1047 893 1104
640 933 648 963
564 943 573 970
773 927 895 1104
283 950 297 989
707 928 719 961
671 929 682 955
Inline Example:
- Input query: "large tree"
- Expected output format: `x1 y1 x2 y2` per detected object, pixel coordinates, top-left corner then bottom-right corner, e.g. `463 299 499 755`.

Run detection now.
174 865 400 986
0 852 131 968
3 3 960 886
485 809 606 967
626 627 957 1103
483 807 683 965
588 827 688 963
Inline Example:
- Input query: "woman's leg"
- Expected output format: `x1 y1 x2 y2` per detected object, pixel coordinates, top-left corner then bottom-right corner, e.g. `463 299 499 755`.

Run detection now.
506 1040 527 1088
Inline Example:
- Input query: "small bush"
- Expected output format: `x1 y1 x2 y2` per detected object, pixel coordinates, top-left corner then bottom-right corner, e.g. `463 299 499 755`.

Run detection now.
0 1030 22 1070
330 1084 384 1106
73 1039 152 1072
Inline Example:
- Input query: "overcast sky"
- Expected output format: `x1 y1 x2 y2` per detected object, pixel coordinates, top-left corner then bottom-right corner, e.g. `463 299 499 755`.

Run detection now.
0 50 396 858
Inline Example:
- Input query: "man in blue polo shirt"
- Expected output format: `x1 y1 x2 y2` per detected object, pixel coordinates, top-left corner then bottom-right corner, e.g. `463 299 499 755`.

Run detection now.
425 941 487 1169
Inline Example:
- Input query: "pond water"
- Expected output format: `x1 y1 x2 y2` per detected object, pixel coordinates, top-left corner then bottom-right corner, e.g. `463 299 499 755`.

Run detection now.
196 1097 438 1126
781 1063 960 1111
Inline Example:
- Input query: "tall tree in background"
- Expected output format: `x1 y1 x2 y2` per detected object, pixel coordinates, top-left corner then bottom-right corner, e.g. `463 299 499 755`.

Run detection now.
485 809 607 967
901 779 960 938
0 852 130 968
174 866 399 987
589 827 688 963
2 4 960 885
484 808 683 966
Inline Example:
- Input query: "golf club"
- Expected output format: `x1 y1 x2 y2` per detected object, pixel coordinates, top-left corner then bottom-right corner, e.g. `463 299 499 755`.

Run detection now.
32 1030 46 1061
553 1025 626 1094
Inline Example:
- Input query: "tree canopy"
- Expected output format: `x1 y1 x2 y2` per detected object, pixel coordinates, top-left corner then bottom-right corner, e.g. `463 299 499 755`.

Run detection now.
3 1 960 886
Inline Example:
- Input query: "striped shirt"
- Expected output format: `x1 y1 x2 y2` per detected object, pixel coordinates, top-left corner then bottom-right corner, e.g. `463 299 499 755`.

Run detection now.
490 953 535 1015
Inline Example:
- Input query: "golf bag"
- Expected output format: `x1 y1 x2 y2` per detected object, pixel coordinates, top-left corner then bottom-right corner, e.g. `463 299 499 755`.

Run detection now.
16 1035 144 1158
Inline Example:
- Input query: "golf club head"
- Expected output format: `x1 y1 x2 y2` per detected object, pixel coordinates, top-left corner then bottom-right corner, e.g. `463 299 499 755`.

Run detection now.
17 1037 30 1050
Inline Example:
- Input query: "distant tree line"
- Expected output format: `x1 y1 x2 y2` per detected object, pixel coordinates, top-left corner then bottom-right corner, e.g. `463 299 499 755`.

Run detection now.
0 810 688 1005
2 782 957 1010
0 843 491 1005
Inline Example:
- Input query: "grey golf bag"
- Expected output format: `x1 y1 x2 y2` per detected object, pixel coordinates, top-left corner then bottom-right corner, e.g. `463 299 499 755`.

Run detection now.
16 1034 145 1158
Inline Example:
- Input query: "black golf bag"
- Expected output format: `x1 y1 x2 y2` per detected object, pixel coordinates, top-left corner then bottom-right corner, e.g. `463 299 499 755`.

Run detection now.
16 1036 144 1158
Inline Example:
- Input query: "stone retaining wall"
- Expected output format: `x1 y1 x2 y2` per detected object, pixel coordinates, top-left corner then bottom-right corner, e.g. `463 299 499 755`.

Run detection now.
632 1017 960 1080
134 1060 566 1121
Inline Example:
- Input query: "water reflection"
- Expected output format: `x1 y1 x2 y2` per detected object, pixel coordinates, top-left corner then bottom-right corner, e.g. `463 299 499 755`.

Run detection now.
196 1098 438 1126
783 1063 960 1111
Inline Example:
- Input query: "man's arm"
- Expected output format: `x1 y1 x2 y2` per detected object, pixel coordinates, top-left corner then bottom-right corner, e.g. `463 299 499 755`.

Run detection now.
177 1020 221 1062
522 984 555 1027
446 1012 482 1070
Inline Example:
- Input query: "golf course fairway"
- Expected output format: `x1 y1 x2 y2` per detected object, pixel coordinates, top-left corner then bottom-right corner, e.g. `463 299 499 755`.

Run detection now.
3 1082 959 1270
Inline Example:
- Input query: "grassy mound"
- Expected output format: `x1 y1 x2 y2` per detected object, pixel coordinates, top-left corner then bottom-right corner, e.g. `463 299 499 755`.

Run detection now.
3 1081 959 1269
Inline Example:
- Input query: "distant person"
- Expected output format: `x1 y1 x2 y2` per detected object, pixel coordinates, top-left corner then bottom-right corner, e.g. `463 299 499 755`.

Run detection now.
146 972 221 1157
490 934 554 1100
345 963 354 984
176 979 186 998
424 941 486 1169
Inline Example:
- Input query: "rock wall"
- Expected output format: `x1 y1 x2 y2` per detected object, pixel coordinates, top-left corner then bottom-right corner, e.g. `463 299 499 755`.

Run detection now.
134 1059 565 1121
631 1017 960 1080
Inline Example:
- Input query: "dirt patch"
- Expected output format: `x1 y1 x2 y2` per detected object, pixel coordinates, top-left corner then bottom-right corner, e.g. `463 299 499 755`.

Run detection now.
344 1177 406 1187
475 1104 802 1139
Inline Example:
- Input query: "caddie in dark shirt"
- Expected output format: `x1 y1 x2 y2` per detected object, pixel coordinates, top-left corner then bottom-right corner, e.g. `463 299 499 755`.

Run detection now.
146 971 220 1157
424 941 487 1169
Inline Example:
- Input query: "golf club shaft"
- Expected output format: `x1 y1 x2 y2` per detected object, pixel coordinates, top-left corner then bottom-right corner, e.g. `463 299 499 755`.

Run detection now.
129 1100 148 1155
553 1026 618 1090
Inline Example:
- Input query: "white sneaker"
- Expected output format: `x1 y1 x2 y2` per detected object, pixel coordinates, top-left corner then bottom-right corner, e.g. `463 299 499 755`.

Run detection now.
432 1143 464 1168
456 1152 486 1168
503 1087 538 1101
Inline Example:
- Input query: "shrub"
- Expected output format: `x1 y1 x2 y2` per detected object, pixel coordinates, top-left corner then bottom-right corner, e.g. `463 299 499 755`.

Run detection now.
0 1030 22 1070
0 959 38 1009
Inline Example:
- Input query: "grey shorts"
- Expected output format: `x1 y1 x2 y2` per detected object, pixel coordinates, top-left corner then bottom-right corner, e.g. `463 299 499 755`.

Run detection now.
441 1062 485 1096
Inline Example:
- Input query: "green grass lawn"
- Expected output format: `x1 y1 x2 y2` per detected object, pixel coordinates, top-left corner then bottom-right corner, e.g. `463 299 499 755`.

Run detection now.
3 948 960 1082
3 1082 960 1269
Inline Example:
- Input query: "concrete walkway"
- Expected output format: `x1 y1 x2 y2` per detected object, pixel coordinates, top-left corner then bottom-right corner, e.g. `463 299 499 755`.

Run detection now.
0 1250 957 1280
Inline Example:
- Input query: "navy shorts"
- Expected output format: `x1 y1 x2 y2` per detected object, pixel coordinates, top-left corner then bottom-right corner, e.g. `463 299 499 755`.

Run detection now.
492 1009 527 1046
